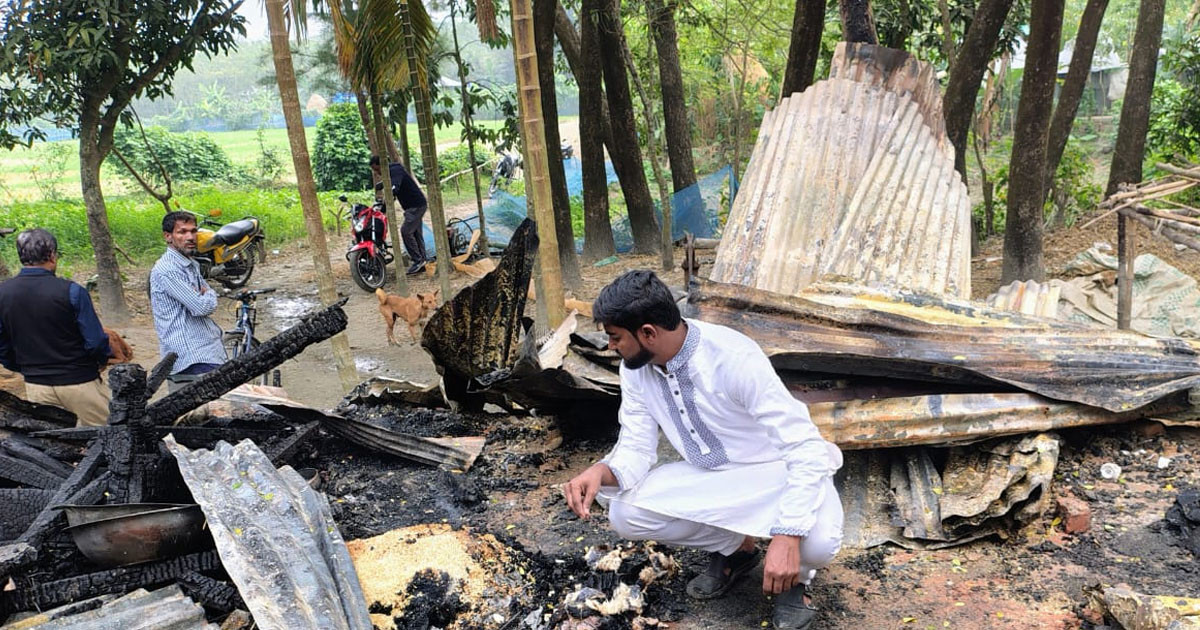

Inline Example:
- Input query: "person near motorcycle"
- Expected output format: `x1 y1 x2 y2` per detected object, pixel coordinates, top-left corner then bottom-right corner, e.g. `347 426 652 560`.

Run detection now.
369 155 428 275
150 211 227 391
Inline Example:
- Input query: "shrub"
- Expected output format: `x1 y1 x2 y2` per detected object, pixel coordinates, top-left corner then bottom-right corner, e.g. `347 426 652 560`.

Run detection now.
1149 33 1200 164
108 126 235 185
312 103 373 192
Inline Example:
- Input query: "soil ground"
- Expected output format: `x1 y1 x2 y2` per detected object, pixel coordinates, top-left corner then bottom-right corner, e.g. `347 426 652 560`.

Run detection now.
3 205 1200 628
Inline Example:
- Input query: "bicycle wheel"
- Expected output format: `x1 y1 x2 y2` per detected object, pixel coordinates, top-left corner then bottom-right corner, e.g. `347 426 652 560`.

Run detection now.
222 330 245 359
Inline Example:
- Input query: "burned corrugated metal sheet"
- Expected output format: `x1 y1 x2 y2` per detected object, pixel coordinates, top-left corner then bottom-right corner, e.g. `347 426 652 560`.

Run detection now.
2 585 215 629
686 279 1200 413
987 279 1063 318
838 434 1060 549
164 437 372 630
710 43 970 299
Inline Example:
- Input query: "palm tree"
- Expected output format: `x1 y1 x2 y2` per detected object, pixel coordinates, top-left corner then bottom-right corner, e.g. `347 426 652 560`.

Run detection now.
264 0 360 392
328 0 450 300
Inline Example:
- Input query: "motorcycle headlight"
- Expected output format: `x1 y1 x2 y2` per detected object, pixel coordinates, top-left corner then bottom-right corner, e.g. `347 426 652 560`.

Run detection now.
354 218 367 233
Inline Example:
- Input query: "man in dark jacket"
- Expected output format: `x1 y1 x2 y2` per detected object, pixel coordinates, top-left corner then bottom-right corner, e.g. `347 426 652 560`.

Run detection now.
370 154 429 275
0 229 113 426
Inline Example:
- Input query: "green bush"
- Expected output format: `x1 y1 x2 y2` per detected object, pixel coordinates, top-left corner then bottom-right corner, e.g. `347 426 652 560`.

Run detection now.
312 103 372 192
405 143 486 185
108 126 235 185
0 184 356 273
1149 33 1200 163
971 137 1100 234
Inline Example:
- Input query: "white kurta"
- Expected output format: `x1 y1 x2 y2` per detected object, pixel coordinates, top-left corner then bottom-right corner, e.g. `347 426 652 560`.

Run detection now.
599 319 843 538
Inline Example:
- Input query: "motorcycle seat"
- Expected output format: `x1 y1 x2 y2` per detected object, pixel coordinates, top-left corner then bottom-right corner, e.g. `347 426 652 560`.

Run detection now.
212 219 258 247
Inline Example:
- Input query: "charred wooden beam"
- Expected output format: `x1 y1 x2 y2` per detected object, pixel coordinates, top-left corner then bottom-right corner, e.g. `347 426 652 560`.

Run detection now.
264 421 320 465
1 438 74 477
146 352 177 397
178 571 245 614
0 454 65 489
144 301 348 425
422 219 537 409
0 390 75 431
0 489 56 541
17 443 103 550
1 550 221 613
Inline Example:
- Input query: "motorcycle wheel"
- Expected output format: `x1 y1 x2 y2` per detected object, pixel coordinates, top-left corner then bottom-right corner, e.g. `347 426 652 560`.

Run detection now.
219 251 255 289
350 249 388 292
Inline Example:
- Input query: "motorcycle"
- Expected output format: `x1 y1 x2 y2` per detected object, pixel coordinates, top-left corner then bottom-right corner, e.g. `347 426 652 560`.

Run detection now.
339 194 394 292
487 142 574 198
193 210 266 289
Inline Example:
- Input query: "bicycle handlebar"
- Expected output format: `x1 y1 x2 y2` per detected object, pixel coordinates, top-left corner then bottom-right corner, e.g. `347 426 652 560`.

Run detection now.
225 287 277 302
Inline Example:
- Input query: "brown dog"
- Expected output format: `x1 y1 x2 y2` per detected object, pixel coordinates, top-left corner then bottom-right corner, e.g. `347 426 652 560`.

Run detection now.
104 327 133 368
376 288 439 345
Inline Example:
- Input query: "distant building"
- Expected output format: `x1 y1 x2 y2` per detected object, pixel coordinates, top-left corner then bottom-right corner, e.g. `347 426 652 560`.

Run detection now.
306 93 330 114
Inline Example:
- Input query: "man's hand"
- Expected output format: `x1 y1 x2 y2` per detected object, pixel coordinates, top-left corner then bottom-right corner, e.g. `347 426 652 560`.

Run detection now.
762 535 802 594
563 463 616 519
199 285 208 295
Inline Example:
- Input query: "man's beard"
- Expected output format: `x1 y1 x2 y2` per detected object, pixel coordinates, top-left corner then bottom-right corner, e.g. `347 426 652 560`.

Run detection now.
622 341 654 370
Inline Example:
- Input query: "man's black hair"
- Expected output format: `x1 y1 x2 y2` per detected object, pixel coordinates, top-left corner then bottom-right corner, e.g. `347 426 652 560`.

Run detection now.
369 155 381 168
162 211 196 233
592 270 682 332
16 229 57 265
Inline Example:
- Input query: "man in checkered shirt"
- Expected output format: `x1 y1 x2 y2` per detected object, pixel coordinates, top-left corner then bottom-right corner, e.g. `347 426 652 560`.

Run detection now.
150 212 227 390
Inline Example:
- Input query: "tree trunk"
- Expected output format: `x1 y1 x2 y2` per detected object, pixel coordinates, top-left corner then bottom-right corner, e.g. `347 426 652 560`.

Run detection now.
1045 0 1110 192
1106 0 1167 197
1002 0 1064 283
554 6 614 148
265 0 359 393
597 0 660 254
839 0 878 44
402 0 452 300
512 0 567 328
622 22 674 270
396 94 412 172
578 0 617 262
356 90 381 189
450 0 489 257
372 89 409 295
646 0 696 192
534 0 582 289
883 0 912 49
780 0 827 96
77 117 129 322
943 0 1017 180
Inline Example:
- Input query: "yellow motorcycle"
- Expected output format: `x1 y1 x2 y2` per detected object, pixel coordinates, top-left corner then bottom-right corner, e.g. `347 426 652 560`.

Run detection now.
193 210 267 289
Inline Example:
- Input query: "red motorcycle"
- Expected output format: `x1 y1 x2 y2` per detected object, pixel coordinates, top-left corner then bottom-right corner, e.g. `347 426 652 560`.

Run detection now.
340 195 394 292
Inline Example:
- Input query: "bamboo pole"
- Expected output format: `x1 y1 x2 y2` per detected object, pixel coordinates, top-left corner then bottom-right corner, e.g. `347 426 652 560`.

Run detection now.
510 0 566 329
1117 212 1133 329
401 0 452 301
1123 207 1200 250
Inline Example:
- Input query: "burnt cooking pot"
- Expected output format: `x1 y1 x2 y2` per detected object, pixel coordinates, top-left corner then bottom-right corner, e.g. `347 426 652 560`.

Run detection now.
57 503 209 567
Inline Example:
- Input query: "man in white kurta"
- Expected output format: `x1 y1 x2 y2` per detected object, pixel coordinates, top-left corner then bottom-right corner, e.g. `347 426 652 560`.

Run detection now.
564 270 843 630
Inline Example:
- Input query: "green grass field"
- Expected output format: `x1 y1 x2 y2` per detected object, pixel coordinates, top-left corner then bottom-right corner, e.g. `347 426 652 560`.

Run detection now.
0 121 506 202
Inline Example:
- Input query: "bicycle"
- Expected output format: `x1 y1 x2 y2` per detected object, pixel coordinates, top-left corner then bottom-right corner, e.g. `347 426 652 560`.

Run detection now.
222 287 281 387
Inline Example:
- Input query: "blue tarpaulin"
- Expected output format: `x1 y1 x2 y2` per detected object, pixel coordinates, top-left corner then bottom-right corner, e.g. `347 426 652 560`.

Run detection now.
422 159 738 256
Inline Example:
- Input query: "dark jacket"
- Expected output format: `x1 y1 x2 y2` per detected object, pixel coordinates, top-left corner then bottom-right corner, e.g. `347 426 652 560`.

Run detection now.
0 268 111 385
388 162 428 210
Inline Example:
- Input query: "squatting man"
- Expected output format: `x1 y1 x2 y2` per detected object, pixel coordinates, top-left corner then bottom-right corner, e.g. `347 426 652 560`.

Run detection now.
563 270 843 630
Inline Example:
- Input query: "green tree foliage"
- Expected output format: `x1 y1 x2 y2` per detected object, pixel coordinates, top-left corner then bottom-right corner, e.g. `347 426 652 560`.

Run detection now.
108 125 234 185
313 103 373 191
1148 32 1200 163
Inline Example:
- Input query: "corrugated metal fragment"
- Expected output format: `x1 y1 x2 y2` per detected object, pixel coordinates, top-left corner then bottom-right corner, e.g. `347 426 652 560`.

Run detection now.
686 280 1200 413
2 585 215 630
711 42 970 299
163 437 372 630
987 279 1063 318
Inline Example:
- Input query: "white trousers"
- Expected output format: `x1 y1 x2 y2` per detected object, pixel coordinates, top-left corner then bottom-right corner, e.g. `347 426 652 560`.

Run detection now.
607 476 843 585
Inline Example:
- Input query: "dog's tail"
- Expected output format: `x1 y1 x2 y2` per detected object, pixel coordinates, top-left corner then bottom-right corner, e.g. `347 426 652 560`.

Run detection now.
375 287 387 305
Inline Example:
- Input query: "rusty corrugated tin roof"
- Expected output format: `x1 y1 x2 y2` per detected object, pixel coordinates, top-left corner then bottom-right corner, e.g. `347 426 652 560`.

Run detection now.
686 280 1200 413
711 42 971 299
2 585 216 629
